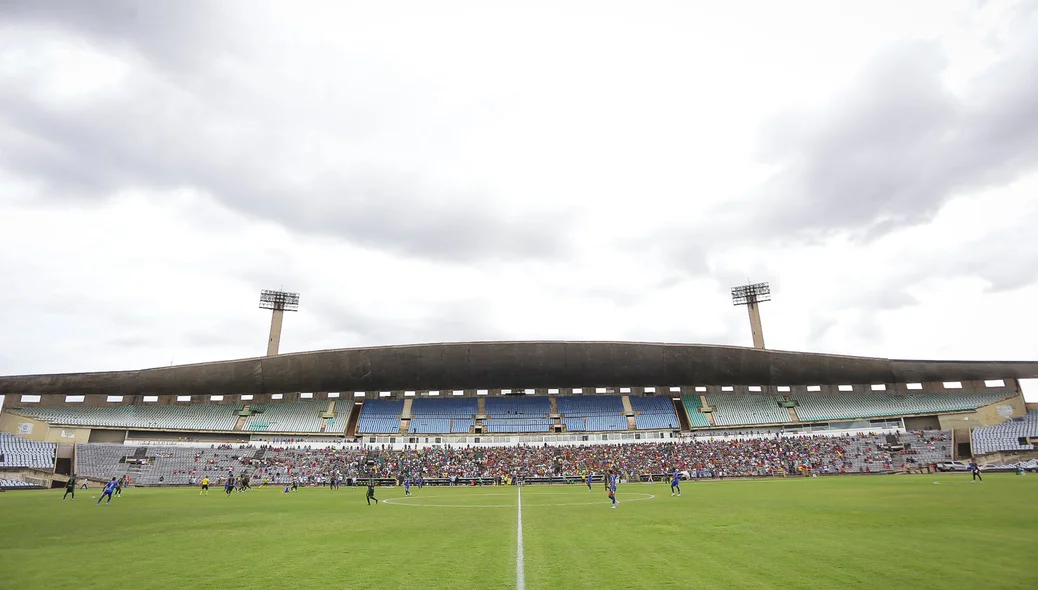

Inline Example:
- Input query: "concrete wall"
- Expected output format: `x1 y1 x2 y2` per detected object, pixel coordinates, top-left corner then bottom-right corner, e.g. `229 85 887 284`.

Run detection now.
0 411 92 444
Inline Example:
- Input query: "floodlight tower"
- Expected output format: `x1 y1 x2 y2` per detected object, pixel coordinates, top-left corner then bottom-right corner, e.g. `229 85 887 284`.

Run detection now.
259 289 299 356
731 282 771 349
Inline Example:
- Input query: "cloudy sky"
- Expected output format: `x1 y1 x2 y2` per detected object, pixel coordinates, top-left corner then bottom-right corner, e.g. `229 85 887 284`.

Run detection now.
1 0 1036 407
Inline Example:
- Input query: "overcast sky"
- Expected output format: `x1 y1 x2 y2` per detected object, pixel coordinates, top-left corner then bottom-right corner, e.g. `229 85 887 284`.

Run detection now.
1 0 1036 407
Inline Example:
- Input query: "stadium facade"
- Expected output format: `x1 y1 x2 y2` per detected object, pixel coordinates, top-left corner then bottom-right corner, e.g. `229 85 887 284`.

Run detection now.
2 342 1037 489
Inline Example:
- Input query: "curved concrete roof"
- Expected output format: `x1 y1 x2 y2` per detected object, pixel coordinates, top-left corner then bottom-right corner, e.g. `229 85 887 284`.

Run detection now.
1 341 1036 396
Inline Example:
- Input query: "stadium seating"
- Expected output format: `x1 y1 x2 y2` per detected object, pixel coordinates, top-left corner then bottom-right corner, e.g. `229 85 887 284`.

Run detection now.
706 395 791 426
356 400 404 434
13 404 240 431
681 395 712 427
0 432 56 469
556 396 623 416
793 392 1016 422
971 411 1038 454
410 398 478 417
0 478 44 488
484 396 551 417
564 415 626 431
241 401 327 433
484 418 551 433
629 396 679 430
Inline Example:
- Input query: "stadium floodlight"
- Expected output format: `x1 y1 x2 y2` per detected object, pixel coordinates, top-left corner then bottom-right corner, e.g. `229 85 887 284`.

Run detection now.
731 282 770 350
259 289 300 312
259 289 300 356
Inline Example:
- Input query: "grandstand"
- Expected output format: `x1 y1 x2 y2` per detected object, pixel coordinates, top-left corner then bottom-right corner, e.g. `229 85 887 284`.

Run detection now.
0 340 1035 491
971 410 1038 455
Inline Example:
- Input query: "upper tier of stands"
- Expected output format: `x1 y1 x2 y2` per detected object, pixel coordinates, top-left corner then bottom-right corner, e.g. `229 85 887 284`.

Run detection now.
629 396 679 430
356 399 404 434
14 404 240 431
971 410 1038 455
681 396 712 427
242 401 329 433
793 392 1015 422
557 395 623 416
0 432 56 469
411 398 478 417
7 391 1019 436
485 396 550 417
707 395 790 426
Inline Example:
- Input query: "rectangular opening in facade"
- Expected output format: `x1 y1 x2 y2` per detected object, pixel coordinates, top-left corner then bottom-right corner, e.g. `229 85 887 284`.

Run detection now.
106 395 123 403
870 384 886 391
943 381 962 389
907 383 922 390
65 395 84 403
984 379 1005 388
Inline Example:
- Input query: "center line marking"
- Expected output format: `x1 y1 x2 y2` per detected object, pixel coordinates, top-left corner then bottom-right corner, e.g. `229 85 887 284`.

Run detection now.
516 486 525 590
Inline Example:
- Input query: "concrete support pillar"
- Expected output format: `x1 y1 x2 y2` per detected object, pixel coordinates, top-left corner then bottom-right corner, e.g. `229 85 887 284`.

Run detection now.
267 309 284 356
746 302 765 349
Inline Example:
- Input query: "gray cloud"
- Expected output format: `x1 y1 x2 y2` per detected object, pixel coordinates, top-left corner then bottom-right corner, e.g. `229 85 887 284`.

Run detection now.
0 4 576 264
750 30 1038 242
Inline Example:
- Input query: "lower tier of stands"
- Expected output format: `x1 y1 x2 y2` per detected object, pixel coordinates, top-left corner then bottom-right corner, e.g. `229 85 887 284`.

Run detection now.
0 432 56 469
971 411 1038 454
71 429 953 485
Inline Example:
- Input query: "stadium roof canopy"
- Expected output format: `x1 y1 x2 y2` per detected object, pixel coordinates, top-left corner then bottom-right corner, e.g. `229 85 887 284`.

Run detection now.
1 341 1036 397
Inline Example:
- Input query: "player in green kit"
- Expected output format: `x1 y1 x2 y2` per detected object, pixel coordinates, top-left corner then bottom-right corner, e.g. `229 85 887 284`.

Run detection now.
62 475 77 501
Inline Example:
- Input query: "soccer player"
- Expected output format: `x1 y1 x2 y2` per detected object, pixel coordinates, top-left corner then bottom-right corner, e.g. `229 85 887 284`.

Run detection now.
969 460 983 482
200 476 209 496
366 480 378 505
62 474 77 501
586 471 593 491
97 478 118 506
225 476 235 496
404 476 411 496
608 478 618 509
114 478 122 497
671 470 682 497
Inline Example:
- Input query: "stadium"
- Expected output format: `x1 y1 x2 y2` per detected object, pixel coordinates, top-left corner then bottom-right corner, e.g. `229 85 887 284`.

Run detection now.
1 286 1037 589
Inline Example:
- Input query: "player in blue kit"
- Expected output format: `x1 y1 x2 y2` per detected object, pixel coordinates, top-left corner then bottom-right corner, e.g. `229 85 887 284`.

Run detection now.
404 477 411 496
670 470 682 497
586 471 593 491
96 478 118 505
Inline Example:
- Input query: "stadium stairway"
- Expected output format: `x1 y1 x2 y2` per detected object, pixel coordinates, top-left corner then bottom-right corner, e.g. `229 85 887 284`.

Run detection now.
701 396 716 426
549 397 558 415
402 399 413 420
626 415 638 430
621 396 634 414
478 398 487 415
787 406 800 422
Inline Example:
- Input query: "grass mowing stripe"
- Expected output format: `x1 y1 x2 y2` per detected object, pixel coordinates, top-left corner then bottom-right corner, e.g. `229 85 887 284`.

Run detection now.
517 485 525 590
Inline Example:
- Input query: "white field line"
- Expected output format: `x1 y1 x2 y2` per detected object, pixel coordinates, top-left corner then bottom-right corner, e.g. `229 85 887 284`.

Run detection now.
516 486 525 590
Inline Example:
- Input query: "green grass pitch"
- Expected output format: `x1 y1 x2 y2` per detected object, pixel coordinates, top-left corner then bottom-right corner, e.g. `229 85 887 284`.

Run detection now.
1 475 1036 589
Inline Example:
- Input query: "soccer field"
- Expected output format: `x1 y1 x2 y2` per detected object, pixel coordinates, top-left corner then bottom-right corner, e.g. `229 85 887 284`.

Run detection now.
1 475 1036 589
